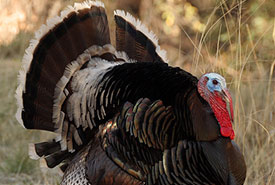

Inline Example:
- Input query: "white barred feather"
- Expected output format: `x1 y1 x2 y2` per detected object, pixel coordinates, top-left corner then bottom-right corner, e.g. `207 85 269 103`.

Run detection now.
52 44 116 126
51 44 132 151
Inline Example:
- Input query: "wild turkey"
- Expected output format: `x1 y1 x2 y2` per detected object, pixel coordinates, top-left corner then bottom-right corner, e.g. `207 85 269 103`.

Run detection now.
16 1 246 184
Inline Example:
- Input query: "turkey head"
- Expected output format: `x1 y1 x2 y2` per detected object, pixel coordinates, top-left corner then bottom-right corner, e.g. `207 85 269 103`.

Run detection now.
198 73 235 139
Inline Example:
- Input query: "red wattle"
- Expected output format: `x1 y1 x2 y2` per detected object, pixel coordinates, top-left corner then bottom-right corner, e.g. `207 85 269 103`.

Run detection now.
220 126 234 140
209 92 235 140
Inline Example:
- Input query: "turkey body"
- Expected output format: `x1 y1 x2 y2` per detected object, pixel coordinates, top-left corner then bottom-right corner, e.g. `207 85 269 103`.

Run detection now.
16 1 246 184
62 137 143 185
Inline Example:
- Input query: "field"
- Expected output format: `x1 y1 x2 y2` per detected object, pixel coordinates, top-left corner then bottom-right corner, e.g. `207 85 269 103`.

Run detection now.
0 0 274 184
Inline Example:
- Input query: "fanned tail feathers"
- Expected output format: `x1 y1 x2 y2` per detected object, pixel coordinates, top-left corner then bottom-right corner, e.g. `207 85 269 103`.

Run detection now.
16 0 169 170
16 0 110 131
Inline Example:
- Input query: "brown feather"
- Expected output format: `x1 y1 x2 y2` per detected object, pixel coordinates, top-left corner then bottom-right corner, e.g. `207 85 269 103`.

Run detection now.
21 3 110 131
114 11 168 63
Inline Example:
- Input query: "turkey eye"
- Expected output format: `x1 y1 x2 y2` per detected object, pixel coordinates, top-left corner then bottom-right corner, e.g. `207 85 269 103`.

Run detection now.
212 79 218 85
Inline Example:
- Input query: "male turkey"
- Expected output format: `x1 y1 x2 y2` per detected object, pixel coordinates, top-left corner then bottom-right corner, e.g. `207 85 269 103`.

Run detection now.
16 1 246 184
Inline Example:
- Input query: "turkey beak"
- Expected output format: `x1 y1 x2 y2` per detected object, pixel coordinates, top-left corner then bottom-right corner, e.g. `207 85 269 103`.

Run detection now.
222 89 234 123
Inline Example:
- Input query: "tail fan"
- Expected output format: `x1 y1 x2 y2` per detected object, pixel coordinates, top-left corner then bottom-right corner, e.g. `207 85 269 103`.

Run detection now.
16 1 110 131
114 10 169 63
16 1 117 169
16 0 171 170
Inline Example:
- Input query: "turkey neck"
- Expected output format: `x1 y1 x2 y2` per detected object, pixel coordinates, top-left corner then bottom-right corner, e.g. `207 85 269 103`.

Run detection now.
174 89 220 141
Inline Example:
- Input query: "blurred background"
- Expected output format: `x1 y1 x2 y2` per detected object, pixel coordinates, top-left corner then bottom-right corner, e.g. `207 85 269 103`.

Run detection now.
0 0 274 184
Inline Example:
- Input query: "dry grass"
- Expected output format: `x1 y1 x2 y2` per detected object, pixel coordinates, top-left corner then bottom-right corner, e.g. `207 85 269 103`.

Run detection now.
0 0 274 184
